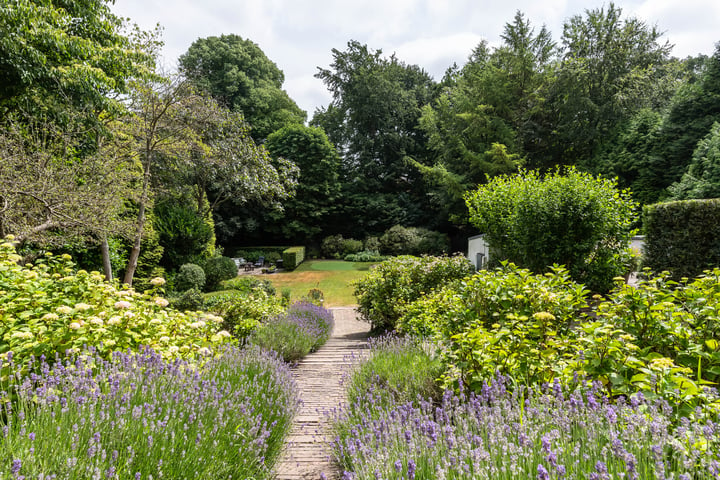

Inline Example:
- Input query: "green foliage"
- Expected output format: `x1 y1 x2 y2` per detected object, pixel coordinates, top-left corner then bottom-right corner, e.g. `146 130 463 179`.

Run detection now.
221 276 277 296
170 287 204 312
154 197 213 269
179 34 305 141
175 263 206 292
550 3 673 167
282 246 305 270
202 256 238 291
397 263 720 417
654 44 720 196
354 255 475 331
669 122 720 200
261 124 342 244
313 40 440 236
0 0 156 124
344 251 388 263
465 167 637 292
643 198 720 279
378 225 449 256
233 247 289 263
0 241 233 371
321 234 346 259
345 335 444 408
249 302 334 362
203 290 285 339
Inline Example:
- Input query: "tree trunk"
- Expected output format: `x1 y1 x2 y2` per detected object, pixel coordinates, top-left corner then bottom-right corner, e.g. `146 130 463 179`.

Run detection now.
123 151 152 286
100 235 113 282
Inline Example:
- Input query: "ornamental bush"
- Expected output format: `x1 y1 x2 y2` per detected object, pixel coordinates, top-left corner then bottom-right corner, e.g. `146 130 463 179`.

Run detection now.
379 225 449 256
354 255 474 331
175 263 206 292
0 239 233 371
202 256 238 291
465 167 637 292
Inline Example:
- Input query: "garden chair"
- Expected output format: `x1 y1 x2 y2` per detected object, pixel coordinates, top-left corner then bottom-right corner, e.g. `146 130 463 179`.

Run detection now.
254 256 265 268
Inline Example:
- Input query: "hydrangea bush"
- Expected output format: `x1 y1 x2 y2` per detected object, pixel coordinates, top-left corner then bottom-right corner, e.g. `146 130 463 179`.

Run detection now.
1 345 299 479
398 263 720 418
0 239 233 371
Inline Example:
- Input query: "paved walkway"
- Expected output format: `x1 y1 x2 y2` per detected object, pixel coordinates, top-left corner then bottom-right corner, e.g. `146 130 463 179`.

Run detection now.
274 307 370 480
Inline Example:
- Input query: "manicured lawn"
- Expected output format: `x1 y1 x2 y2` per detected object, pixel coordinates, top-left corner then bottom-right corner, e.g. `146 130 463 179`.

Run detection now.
264 260 375 306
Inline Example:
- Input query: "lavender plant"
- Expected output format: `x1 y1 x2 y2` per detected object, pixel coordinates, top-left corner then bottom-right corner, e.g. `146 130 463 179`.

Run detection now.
250 301 334 362
0 345 299 479
332 372 720 479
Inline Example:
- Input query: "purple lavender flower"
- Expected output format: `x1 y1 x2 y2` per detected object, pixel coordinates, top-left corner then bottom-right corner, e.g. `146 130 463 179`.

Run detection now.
537 463 549 480
408 459 416 479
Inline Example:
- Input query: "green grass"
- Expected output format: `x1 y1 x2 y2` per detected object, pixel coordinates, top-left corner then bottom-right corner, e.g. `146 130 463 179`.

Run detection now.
265 260 376 306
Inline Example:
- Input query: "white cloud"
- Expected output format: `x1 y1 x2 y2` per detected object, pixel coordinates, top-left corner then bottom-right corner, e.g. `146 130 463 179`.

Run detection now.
111 0 719 116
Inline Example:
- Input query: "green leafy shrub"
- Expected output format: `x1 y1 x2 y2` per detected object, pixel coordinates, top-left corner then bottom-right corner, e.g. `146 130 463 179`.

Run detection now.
175 263 206 292
154 198 213 269
643 198 720 280
363 236 381 252
398 261 720 417
0 240 233 371
203 290 285 339
379 225 449 256
320 235 362 259
465 167 637 292
170 287 205 311
202 256 238 291
342 238 363 256
221 276 276 296
321 234 345 259
354 255 474 331
344 250 388 262
282 246 305 270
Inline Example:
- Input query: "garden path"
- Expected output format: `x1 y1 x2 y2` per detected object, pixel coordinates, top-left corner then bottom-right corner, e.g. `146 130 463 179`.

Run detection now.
274 307 369 480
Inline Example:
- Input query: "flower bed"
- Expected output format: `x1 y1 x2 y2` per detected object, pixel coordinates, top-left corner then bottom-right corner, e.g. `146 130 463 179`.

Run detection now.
1 345 299 479
332 338 720 479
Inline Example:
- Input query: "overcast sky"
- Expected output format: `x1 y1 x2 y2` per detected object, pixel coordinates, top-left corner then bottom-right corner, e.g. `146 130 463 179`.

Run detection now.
111 0 719 118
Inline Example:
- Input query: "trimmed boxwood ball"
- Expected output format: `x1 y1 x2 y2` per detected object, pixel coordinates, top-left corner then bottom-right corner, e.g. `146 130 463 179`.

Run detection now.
175 263 206 292
203 256 239 291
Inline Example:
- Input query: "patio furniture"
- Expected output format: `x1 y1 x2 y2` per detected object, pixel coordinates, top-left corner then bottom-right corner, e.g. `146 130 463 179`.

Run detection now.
253 256 265 269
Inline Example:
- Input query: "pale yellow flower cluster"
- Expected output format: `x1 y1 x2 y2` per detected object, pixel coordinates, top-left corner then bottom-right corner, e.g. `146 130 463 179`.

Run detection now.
154 297 169 307
56 305 73 315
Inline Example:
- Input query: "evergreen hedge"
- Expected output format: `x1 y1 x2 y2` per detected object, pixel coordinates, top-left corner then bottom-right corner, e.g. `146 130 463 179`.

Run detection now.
282 246 305 270
643 198 720 279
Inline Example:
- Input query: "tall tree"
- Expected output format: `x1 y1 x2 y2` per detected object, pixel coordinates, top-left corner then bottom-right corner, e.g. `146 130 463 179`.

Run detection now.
313 41 439 235
669 122 720 200
262 124 341 243
547 3 672 167
417 12 552 222
0 0 156 126
656 44 720 191
119 75 297 285
0 117 137 248
178 34 305 141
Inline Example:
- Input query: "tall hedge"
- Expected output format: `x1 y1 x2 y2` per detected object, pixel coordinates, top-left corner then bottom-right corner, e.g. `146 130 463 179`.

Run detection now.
282 246 305 270
643 198 720 279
